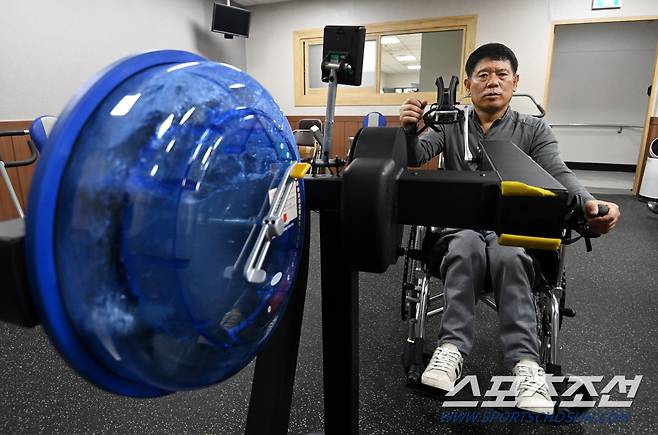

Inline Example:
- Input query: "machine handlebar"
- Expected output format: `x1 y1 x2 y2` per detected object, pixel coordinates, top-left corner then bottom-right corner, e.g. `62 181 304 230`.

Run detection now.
564 198 609 250
0 130 39 168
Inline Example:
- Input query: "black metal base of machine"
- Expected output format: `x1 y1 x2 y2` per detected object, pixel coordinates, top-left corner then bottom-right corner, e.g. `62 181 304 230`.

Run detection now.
0 219 38 328
245 210 311 434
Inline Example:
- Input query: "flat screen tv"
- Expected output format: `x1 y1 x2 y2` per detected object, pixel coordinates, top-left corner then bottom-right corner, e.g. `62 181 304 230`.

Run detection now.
211 3 250 38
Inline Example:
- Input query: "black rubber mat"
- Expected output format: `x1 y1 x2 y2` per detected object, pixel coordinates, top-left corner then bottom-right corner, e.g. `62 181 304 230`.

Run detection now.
1 194 655 434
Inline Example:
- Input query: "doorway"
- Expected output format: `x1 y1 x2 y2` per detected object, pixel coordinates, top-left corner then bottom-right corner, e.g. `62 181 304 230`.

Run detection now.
545 18 658 194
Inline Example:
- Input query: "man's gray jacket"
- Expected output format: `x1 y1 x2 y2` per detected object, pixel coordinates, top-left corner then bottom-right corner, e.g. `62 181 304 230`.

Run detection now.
408 107 595 202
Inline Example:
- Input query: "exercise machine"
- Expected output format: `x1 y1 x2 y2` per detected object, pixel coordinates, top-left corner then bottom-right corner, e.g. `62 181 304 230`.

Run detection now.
0 28 595 434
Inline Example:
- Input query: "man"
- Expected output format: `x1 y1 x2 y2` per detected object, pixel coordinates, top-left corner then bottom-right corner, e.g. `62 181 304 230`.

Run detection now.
399 43 620 414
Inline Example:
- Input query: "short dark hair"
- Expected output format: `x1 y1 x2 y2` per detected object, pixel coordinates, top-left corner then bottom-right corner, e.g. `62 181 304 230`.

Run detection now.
465 43 518 77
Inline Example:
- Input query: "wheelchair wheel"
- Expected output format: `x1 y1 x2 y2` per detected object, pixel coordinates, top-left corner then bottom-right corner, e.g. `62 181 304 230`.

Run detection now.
401 225 418 321
536 290 552 366
402 273 432 387
535 275 566 371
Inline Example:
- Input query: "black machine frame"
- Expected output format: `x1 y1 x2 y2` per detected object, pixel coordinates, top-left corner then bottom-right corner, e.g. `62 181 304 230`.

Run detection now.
243 124 587 433
0 126 584 434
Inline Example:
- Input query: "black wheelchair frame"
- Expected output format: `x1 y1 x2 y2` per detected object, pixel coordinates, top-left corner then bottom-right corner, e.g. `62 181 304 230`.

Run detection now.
400 202 605 413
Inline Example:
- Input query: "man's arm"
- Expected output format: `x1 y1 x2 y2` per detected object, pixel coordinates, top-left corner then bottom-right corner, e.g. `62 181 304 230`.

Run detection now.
529 120 620 233
529 120 595 202
399 98 444 165
412 130 445 165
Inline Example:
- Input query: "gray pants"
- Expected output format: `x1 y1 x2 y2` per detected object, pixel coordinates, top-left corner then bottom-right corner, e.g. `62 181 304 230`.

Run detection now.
436 229 539 363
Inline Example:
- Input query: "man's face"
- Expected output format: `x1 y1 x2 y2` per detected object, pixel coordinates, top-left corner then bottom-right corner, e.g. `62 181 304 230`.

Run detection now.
465 58 518 115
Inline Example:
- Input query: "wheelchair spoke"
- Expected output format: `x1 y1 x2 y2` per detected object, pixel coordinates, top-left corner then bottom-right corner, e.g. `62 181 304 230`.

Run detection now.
426 307 444 318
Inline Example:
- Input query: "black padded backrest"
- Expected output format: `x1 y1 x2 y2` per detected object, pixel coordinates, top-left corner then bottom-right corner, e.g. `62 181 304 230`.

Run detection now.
293 130 316 146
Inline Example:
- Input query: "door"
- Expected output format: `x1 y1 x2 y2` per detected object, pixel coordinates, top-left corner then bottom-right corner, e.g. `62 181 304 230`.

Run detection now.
633 41 658 194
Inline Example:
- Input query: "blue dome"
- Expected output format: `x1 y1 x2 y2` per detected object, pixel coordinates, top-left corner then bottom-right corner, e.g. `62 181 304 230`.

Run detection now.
26 51 305 396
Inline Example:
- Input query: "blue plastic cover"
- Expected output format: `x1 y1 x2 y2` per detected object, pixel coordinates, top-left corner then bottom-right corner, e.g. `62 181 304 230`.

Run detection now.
362 112 386 128
29 115 58 152
26 52 305 395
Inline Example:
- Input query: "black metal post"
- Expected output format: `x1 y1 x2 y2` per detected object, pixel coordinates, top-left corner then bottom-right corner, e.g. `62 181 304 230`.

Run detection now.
245 210 311 435
320 210 359 434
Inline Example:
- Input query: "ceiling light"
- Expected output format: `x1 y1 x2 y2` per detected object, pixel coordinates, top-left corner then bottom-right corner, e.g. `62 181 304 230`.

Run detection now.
407 65 421 70
381 36 400 45
396 55 416 62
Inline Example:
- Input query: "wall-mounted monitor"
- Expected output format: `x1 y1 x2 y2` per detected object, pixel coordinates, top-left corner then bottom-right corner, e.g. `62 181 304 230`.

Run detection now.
321 26 366 86
211 3 250 39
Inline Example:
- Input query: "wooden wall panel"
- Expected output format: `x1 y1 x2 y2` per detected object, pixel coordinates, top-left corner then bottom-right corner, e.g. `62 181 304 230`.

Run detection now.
12 130 36 206
0 135 22 221
0 120 32 221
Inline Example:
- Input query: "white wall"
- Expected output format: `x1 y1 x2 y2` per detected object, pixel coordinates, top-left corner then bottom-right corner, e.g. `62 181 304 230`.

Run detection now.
381 72 419 89
246 0 658 118
547 21 658 164
0 0 247 120
418 30 462 92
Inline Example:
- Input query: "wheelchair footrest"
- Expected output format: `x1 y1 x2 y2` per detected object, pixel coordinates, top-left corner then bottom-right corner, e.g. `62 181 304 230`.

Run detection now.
546 363 562 376
401 338 425 369
405 378 449 400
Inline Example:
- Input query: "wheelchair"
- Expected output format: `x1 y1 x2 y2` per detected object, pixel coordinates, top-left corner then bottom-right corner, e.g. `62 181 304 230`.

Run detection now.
398 169 607 415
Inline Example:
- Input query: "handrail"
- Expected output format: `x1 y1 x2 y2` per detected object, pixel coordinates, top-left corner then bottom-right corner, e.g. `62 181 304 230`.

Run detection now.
513 93 546 118
549 123 643 134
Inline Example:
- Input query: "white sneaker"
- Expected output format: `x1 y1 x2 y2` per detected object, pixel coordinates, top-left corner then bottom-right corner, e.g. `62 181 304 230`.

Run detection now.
513 360 554 415
421 343 463 391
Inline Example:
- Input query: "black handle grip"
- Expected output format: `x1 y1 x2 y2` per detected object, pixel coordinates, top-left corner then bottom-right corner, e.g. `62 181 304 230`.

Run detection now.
581 203 609 244
0 130 28 138
403 123 418 135
4 139 39 168
595 204 609 217
0 130 39 168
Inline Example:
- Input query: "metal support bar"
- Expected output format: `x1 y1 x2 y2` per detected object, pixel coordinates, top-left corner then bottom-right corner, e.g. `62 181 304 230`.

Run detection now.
415 276 430 339
549 123 643 134
244 164 296 283
0 162 24 219
245 210 311 435
320 210 359 434
322 68 339 161
429 293 443 302
549 292 561 366
481 295 497 311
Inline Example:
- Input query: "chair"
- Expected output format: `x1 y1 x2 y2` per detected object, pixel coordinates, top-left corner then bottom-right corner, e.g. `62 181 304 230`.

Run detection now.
362 112 386 128
293 119 323 162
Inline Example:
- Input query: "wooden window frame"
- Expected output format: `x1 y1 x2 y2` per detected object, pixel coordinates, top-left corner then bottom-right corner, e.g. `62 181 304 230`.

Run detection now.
293 15 478 107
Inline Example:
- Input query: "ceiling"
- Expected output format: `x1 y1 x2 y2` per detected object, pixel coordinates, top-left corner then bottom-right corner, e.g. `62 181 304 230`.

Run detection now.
380 33 422 75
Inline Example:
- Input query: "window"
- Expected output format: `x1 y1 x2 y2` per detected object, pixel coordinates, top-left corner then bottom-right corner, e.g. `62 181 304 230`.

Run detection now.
293 16 477 106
